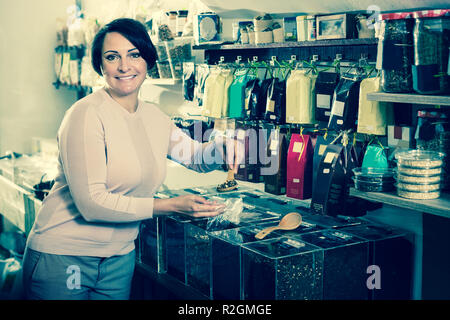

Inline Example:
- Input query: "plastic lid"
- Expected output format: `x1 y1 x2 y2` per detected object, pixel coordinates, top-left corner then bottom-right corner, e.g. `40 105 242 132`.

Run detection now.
412 9 450 19
380 12 415 21
395 150 445 162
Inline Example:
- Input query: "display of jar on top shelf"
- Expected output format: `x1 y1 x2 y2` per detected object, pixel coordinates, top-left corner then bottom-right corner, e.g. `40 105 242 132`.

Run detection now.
395 150 445 199
377 12 415 93
412 9 450 94
414 109 450 190
153 37 193 79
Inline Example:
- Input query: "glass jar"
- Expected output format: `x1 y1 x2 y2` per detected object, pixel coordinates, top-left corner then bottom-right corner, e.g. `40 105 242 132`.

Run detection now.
412 10 450 94
377 13 414 93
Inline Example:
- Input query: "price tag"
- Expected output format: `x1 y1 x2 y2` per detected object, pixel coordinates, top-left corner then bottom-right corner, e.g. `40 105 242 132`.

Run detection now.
318 144 327 155
324 152 337 164
292 142 303 153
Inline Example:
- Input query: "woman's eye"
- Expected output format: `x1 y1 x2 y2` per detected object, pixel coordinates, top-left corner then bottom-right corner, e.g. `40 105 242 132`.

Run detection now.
105 54 118 61
130 52 141 59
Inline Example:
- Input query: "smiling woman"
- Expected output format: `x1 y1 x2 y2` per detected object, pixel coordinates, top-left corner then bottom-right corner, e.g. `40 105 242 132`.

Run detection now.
90 18 158 113
22 17 242 301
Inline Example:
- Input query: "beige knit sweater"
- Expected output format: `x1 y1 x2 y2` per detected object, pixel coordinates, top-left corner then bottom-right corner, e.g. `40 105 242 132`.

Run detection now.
26 88 220 257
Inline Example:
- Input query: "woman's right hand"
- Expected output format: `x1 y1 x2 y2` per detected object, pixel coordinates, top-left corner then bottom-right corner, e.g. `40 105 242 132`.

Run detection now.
154 195 225 218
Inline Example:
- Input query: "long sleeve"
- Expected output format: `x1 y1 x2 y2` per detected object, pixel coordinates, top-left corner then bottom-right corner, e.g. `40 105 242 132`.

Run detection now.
58 103 155 223
167 122 224 173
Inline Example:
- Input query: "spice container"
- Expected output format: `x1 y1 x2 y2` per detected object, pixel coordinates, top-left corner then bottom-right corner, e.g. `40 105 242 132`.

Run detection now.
139 217 166 273
395 150 445 168
209 222 284 299
353 177 395 192
176 10 188 36
341 223 413 300
412 9 450 94
242 236 323 300
352 167 396 192
298 230 369 300
296 16 308 41
156 60 173 78
396 182 440 192
395 150 445 199
307 15 316 41
396 173 441 184
397 188 440 200
377 12 414 93
185 209 279 297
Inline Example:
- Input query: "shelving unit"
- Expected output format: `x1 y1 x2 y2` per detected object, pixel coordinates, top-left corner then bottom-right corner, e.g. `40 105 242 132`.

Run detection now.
352 91 450 300
146 78 181 85
367 92 450 106
193 38 379 64
350 188 450 219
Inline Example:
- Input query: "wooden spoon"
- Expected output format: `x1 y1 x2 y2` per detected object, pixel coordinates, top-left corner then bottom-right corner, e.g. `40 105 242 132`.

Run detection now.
255 212 302 240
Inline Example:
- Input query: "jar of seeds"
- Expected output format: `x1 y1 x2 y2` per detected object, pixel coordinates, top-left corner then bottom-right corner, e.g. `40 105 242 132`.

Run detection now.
377 12 414 93
412 9 450 94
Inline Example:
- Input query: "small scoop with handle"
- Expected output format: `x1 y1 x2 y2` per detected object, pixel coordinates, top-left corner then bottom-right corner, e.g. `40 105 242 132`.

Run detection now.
255 212 303 240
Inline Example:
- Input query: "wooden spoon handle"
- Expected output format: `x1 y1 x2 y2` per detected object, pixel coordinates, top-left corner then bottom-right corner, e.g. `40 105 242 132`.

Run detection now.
227 169 235 181
255 226 279 240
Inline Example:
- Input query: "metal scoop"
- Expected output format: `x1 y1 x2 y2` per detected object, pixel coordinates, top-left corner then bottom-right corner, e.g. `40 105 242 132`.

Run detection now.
255 212 302 240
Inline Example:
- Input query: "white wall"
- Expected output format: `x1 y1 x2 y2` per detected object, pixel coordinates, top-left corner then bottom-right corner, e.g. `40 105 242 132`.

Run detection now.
0 0 77 155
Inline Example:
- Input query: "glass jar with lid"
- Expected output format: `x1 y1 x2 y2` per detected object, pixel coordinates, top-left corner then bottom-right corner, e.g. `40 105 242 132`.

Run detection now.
376 12 415 93
412 9 450 94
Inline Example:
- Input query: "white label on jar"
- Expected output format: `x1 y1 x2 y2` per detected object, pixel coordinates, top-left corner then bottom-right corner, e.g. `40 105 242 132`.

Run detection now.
240 164 245 168
332 100 345 117
317 94 331 109
337 119 344 125
293 178 300 183
323 168 330 174
270 114 276 120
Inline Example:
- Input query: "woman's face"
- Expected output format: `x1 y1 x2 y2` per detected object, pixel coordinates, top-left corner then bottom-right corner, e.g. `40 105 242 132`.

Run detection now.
101 32 147 97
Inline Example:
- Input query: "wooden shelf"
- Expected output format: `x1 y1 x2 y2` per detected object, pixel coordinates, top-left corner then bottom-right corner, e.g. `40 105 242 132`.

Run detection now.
193 38 378 51
145 78 181 85
350 188 450 219
367 92 450 106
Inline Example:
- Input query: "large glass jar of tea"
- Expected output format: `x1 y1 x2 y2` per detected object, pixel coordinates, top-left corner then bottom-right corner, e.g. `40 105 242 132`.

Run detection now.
376 12 414 93
412 9 450 94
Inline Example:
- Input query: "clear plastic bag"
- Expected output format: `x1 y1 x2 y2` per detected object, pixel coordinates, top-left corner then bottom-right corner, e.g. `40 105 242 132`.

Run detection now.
206 197 243 231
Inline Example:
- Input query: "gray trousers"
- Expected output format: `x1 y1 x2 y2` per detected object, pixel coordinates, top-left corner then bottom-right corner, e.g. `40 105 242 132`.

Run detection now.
22 248 135 300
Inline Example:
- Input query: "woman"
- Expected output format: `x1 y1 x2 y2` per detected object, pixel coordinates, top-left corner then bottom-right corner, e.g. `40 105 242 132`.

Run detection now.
22 18 239 300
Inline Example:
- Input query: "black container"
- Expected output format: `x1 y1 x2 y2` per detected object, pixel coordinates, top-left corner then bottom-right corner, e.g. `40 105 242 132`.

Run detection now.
242 236 323 300
165 214 208 284
209 221 284 300
298 229 369 300
377 14 415 93
341 223 413 300
412 11 450 94
139 217 166 273
185 210 279 297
